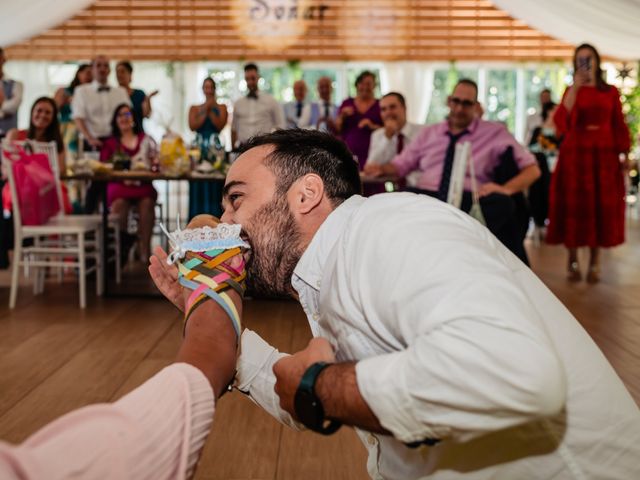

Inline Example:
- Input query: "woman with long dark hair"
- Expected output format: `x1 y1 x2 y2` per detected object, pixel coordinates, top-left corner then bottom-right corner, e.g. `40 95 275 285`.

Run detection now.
547 44 630 283
100 103 158 263
54 64 92 153
6 96 65 173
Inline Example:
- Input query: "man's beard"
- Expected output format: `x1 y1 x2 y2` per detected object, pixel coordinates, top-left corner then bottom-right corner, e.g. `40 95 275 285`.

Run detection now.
242 195 303 299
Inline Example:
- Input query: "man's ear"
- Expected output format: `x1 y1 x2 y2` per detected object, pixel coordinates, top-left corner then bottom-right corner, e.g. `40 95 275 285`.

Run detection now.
290 173 325 215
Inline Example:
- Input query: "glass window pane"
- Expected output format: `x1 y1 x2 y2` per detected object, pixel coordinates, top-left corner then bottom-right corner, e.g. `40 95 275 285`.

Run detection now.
486 70 516 132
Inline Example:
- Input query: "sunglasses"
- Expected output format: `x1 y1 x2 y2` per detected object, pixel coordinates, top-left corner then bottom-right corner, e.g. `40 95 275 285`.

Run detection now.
449 97 476 108
117 111 133 118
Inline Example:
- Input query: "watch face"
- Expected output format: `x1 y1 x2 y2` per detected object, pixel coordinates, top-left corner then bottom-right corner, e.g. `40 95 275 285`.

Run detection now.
294 388 324 431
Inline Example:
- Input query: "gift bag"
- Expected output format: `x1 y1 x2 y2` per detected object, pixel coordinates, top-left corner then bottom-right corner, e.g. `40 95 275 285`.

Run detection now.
3 145 60 225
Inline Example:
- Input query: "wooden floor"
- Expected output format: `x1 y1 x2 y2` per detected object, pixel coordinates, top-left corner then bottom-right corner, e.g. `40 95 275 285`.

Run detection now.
0 217 639 479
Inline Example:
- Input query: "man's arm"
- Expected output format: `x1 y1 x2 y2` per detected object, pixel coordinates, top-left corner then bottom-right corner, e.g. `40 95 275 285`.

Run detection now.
75 117 102 149
0 81 23 116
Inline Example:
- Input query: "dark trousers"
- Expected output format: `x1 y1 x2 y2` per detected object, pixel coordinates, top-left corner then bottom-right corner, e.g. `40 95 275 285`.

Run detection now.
407 188 529 265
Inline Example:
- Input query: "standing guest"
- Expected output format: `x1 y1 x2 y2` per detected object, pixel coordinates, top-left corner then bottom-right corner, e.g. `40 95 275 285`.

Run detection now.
527 100 558 232
115 60 158 131
365 92 422 173
310 76 338 133
0 47 24 138
188 77 228 218
335 70 382 169
525 89 552 146
72 55 131 151
231 63 285 149
100 103 157 263
283 80 312 128
72 55 131 213
54 63 92 154
547 44 630 283
365 79 539 264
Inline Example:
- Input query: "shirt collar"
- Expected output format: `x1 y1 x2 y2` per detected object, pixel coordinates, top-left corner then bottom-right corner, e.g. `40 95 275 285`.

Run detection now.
292 195 366 293
92 80 110 91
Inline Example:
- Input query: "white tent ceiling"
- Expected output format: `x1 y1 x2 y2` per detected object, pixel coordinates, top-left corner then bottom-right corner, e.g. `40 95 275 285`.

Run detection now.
491 0 640 60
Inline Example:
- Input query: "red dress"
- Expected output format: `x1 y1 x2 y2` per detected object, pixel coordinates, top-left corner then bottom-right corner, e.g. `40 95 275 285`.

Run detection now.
546 86 630 248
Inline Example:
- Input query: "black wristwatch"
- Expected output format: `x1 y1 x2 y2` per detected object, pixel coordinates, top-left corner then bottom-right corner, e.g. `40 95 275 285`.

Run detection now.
294 362 342 435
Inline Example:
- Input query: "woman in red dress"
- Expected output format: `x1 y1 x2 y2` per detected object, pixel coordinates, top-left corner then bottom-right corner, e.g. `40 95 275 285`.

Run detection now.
547 44 630 283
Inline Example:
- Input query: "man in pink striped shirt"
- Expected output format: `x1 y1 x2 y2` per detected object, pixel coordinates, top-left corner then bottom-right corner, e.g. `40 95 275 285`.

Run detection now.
365 79 540 263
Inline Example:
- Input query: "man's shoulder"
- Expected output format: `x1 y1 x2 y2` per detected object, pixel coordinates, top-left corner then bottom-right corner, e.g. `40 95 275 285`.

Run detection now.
477 119 509 133
73 84 92 96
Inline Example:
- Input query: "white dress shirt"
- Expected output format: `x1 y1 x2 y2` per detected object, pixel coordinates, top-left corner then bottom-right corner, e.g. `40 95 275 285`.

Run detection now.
71 81 131 139
237 193 640 479
525 111 543 145
310 101 338 132
232 92 286 147
283 100 313 129
366 122 422 166
0 79 23 118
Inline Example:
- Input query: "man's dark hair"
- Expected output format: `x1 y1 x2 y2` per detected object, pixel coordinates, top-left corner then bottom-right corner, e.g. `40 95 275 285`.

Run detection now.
454 78 479 100
244 63 259 73
541 88 551 95
382 91 406 108
237 129 362 206
116 60 133 74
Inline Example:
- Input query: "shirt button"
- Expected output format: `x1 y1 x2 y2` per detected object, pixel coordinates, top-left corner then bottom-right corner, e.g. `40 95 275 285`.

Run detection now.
367 434 377 446
312 313 319 320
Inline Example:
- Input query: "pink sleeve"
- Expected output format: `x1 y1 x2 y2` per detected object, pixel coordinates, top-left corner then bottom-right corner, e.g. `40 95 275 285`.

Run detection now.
0 363 214 480
392 126 429 178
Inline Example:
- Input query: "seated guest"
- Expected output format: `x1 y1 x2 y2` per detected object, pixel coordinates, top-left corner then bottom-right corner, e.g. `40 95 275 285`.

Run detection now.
54 63 92 154
115 60 158 131
188 77 228 219
365 92 422 187
310 76 338 132
335 70 382 169
283 80 312 128
6 97 66 174
100 103 157 262
365 79 540 264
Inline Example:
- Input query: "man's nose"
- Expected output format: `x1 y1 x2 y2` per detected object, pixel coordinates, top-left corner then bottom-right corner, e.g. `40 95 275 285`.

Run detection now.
220 211 231 223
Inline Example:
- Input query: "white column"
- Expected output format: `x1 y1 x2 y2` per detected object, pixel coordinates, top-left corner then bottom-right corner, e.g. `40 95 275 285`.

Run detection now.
515 67 526 141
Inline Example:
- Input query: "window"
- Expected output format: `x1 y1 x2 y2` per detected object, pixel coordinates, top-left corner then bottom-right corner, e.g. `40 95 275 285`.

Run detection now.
485 70 517 133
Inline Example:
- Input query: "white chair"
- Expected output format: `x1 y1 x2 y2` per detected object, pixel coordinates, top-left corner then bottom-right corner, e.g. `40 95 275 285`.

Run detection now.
3 142 104 308
29 140 122 284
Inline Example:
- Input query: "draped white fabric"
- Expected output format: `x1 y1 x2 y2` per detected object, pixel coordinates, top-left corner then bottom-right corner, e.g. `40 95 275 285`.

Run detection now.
0 0 94 46
491 0 640 59
380 63 434 125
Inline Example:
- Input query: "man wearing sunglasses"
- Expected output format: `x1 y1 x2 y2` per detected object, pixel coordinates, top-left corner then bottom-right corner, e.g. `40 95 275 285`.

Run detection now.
365 79 540 264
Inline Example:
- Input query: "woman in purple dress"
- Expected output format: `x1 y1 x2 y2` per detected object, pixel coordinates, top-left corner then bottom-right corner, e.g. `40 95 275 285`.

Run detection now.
335 71 382 169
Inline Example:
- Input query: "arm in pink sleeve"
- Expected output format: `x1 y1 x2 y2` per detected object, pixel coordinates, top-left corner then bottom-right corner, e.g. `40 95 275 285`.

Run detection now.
391 127 428 178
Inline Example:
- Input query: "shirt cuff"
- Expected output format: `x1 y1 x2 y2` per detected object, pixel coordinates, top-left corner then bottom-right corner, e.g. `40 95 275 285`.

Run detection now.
355 352 446 444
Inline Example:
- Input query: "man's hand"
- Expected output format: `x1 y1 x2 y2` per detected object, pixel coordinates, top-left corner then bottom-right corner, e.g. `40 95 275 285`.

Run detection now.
148 245 184 312
479 182 512 197
383 118 399 138
363 163 384 177
273 338 336 418
87 137 103 149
